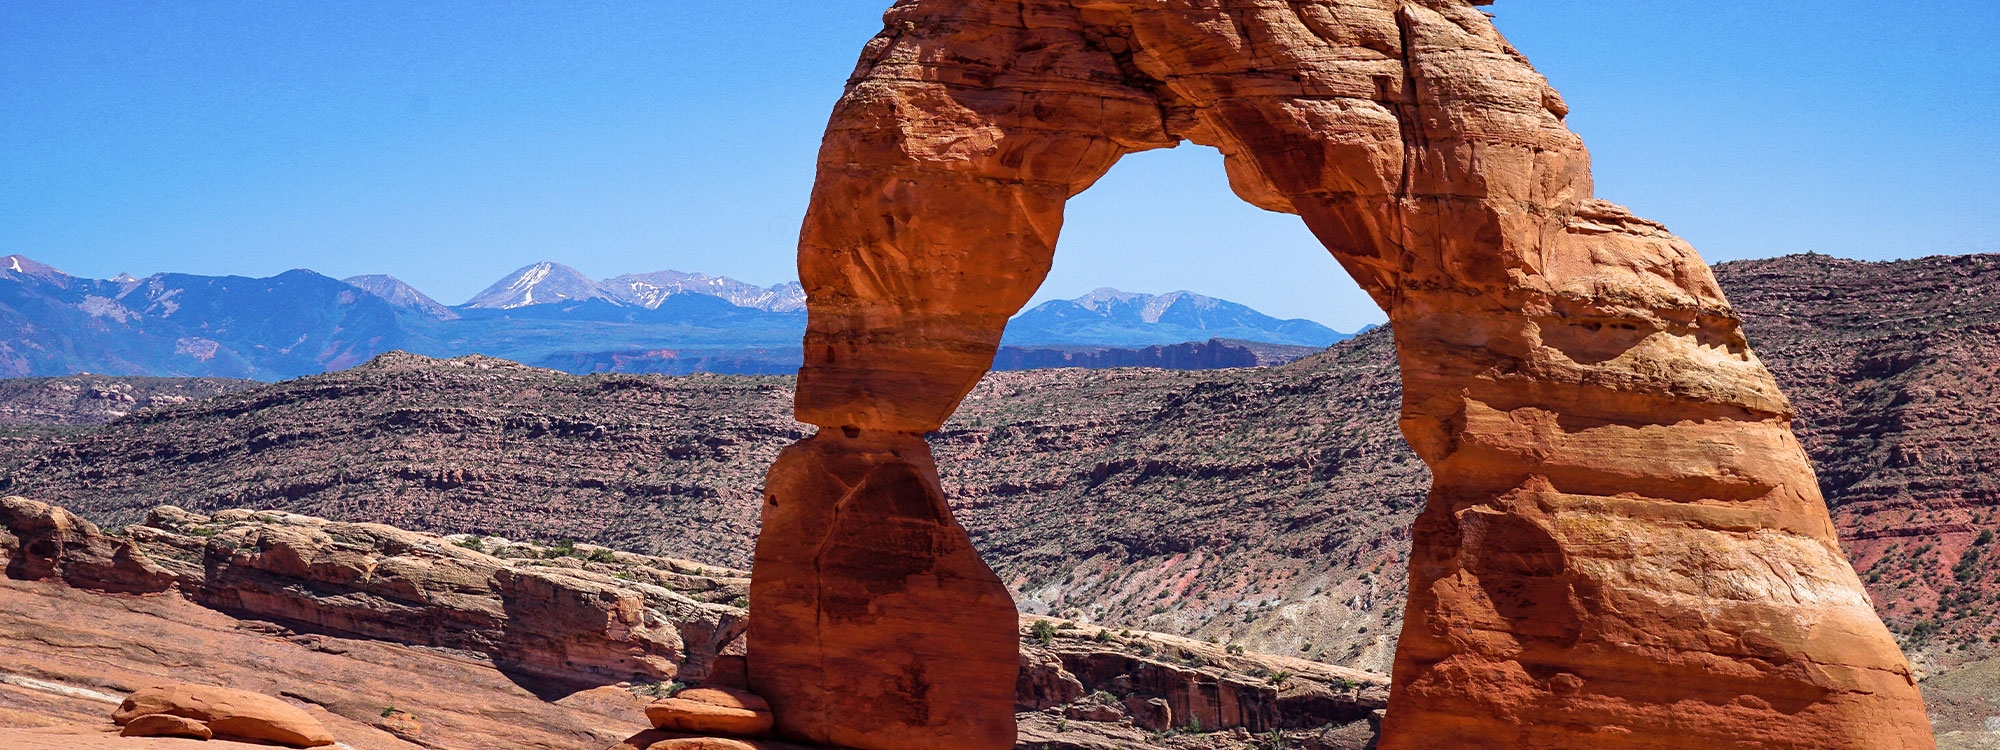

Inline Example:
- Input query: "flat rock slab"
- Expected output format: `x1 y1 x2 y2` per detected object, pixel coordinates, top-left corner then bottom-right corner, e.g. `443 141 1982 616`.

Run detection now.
646 687 773 736
0 577 651 750
3 724 280 749
612 729 844 750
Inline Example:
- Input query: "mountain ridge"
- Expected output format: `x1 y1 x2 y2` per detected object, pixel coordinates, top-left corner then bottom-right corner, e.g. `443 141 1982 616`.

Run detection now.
0 256 1349 379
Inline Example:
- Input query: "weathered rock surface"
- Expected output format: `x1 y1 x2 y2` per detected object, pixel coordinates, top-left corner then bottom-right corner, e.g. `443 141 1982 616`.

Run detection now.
608 730 828 750
1016 616 1384 747
645 687 773 736
0 495 172 593
775 0 1931 748
114 683 336 747
119 713 213 740
0 502 1391 750
4 497 751 689
750 430 1020 749
0 574 654 750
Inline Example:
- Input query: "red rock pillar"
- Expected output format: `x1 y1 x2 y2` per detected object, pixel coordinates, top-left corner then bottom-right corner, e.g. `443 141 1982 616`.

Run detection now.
749 3 1174 748
1114 2 1937 747
773 1 1935 748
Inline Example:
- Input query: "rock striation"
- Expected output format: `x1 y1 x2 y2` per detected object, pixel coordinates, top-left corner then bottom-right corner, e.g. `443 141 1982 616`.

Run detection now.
1 496 749 689
645 687 775 736
1014 616 1385 747
770 1 1933 748
0 500 1387 750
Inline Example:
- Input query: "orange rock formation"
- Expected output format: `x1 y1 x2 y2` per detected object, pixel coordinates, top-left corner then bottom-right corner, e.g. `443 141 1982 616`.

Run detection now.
114 684 336 748
751 1 1937 748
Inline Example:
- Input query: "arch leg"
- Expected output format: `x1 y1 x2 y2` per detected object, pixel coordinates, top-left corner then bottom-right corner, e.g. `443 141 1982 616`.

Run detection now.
749 4 1172 748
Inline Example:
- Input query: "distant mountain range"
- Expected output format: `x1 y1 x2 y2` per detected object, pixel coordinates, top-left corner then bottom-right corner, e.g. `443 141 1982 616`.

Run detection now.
0 256 1350 380
1003 287 1346 348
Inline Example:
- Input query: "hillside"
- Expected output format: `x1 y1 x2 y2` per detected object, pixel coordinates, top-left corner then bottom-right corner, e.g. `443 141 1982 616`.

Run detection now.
1 253 1996 682
0 374 255 426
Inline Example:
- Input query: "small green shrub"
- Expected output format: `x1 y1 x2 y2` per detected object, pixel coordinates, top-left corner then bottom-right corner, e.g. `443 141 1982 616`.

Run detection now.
634 681 688 699
1031 620 1057 644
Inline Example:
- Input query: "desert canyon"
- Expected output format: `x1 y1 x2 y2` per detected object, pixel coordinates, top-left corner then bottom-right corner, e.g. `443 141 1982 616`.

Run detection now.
2 1 1993 750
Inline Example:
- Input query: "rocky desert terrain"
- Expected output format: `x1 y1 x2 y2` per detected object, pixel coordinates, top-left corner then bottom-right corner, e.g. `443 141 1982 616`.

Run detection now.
0 252 1995 745
0 497 1383 749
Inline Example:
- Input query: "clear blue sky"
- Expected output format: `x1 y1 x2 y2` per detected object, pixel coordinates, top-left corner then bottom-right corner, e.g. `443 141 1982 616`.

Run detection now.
4 1 1996 332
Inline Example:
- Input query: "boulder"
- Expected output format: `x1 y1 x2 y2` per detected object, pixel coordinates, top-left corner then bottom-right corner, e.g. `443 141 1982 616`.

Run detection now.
113 683 335 748
120 713 213 740
646 687 773 736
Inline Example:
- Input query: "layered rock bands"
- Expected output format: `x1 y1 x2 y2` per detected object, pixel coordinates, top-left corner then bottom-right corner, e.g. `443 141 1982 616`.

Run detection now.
755 1 1934 749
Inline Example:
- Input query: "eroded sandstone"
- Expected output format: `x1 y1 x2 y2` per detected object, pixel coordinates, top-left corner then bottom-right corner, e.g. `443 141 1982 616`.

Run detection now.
0 502 1388 750
765 0 1935 748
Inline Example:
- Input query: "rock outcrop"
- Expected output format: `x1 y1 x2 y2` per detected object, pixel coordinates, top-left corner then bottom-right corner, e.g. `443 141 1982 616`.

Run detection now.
645 687 774 736
1015 616 1385 746
769 1 1933 748
0 496 173 594
2 497 751 689
0 501 1388 750
114 683 336 747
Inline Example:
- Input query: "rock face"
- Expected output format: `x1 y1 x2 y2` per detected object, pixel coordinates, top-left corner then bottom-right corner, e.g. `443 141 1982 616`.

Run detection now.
771 1 1932 748
0 496 173 594
0 501 1389 750
1014 616 1386 745
1 498 752 690
751 431 1020 748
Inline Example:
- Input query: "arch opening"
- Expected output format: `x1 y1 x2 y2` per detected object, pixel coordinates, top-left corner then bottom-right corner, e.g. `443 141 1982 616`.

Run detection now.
744 3 1935 750
1018 144 1382 337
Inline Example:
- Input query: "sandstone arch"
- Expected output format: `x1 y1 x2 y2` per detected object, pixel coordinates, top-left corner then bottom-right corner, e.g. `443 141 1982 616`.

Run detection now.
747 2 1936 749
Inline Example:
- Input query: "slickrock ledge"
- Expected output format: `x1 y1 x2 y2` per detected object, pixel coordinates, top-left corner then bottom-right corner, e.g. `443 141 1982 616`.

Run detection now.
0 499 1392 749
2 495 754 689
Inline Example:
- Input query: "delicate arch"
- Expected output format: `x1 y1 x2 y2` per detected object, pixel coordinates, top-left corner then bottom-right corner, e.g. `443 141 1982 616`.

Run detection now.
747 2 1933 749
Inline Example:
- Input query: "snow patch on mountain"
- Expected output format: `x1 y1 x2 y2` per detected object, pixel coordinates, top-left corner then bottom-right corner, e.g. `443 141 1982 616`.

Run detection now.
461 262 613 309
601 271 806 312
1005 288 1347 348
